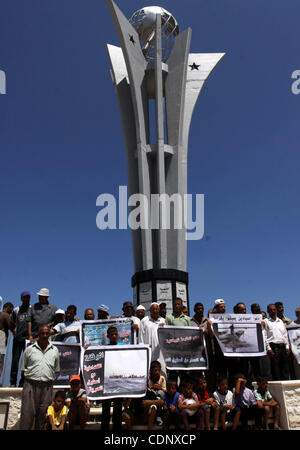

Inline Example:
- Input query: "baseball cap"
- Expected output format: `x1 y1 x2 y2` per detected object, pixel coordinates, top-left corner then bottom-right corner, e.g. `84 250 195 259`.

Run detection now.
214 299 225 306
21 291 30 297
37 288 50 297
55 309 65 315
97 304 110 313
70 375 81 383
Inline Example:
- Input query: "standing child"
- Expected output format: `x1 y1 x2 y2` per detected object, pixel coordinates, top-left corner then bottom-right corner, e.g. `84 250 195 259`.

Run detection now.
101 326 124 431
197 376 220 430
178 378 203 430
66 375 90 430
254 376 280 430
46 390 68 430
213 377 240 431
162 379 181 430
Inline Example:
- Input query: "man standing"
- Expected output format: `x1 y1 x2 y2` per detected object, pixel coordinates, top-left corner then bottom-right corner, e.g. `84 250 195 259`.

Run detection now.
27 288 57 342
0 302 14 381
10 292 31 387
136 305 146 321
97 304 110 320
263 304 290 380
159 302 167 319
165 298 191 326
139 302 165 374
84 308 95 321
20 325 60 429
190 302 215 391
50 305 80 343
275 301 292 326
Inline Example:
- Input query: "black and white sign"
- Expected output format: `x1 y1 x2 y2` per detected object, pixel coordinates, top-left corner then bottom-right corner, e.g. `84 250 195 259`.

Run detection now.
157 326 208 370
53 342 81 388
210 314 266 357
287 325 300 364
81 345 150 400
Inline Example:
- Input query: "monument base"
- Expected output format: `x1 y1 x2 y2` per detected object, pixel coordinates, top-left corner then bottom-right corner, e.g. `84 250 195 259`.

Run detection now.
132 268 189 316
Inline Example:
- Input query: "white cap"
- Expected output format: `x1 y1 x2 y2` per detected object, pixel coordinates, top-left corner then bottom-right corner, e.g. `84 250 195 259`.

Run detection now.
55 309 65 315
37 288 50 297
136 305 146 311
150 302 159 307
214 298 225 306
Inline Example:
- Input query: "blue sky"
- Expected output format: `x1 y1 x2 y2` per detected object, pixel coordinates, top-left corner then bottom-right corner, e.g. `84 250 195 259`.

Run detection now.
1 0 300 338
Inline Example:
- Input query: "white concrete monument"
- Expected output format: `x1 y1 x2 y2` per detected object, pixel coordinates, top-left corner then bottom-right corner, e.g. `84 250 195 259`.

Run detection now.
106 1 225 315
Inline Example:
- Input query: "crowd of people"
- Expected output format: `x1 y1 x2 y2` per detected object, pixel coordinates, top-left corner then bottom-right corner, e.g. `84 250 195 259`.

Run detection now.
0 287 299 430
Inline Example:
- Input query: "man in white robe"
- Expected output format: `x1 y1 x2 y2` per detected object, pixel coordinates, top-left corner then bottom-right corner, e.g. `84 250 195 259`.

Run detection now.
139 302 166 376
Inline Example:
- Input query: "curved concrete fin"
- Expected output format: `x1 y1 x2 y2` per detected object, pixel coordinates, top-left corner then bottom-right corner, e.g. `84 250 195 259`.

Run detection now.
106 0 153 271
182 52 225 148
106 0 148 144
165 28 192 147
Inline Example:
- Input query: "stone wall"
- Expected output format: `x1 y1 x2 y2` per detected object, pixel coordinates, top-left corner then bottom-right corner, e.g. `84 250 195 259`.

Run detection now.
1 382 300 430
268 381 300 430
0 388 22 430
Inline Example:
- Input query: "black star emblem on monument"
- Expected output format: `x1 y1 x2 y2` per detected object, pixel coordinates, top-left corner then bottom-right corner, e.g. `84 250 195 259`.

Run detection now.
189 62 200 70
129 35 136 45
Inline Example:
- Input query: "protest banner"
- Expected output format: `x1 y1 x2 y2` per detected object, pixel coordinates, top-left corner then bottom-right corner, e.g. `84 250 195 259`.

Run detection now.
209 314 266 357
53 342 81 388
81 318 135 347
81 345 150 400
157 326 208 370
287 325 300 364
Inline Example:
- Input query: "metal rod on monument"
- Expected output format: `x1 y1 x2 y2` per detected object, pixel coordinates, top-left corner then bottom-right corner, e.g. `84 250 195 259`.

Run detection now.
154 13 167 269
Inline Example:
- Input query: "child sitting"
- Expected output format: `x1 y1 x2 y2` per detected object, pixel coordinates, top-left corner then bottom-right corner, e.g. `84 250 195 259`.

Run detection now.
148 360 166 397
46 390 68 430
178 378 203 430
197 376 220 430
162 379 181 430
65 374 90 430
232 373 257 430
101 326 123 431
213 376 240 431
132 387 164 430
148 360 166 425
254 376 280 430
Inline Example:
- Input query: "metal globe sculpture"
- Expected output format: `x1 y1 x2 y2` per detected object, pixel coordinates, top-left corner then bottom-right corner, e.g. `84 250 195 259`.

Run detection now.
129 6 179 62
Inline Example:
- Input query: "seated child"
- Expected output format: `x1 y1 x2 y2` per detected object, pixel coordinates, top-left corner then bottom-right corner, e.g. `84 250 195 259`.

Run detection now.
46 390 68 430
148 360 166 398
232 373 258 430
178 378 203 430
101 326 123 431
66 374 90 430
213 377 240 431
162 379 181 430
197 376 220 430
132 388 164 430
148 360 166 425
254 376 280 430
122 360 166 430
